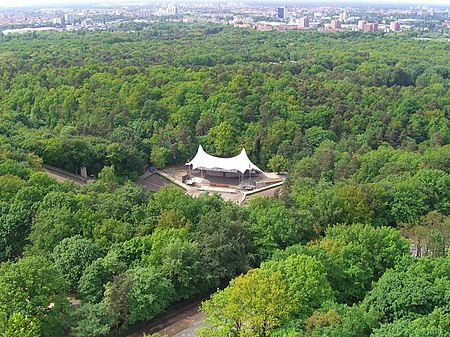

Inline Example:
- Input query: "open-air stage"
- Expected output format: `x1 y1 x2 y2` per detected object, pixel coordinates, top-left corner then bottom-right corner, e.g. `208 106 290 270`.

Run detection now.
140 166 284 204
139 146 285 203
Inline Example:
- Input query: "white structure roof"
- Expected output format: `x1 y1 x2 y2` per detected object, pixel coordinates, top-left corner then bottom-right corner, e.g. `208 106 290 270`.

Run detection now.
186 145 262 174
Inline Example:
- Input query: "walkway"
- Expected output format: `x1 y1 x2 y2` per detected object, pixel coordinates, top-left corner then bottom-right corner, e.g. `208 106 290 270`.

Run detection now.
43 164 95 185
124 299 204 337
158 311 204 337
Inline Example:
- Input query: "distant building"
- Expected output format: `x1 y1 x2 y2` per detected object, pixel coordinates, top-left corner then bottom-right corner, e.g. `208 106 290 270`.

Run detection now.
339 11 347 22
331 19 341 29
314 12 322 18
2 27 57 35
361 21 378 32
168 4 179 15
277 7 287 20
81 18 93 27
299 16 309 28
52 17 62 25
64 13 74 24
390 21 401 31
138 10 152 18
254 23 274 31
358 20 367 30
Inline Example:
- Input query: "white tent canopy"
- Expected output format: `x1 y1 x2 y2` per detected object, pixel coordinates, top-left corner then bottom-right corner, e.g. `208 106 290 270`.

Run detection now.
186 145 262 174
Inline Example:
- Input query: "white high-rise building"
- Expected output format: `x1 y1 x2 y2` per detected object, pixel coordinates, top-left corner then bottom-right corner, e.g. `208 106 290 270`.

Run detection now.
64 13 74 24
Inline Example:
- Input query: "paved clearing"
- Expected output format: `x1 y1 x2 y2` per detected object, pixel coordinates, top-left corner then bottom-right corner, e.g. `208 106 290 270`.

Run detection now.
140 173 176 192
246 184 284 200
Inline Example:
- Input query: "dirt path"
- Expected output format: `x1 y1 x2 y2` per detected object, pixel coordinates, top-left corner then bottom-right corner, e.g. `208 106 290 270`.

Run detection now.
124 298 205 337
158 311 204 337
43 164 95 185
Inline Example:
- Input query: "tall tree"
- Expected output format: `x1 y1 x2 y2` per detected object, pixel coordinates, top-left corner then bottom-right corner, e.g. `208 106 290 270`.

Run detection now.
52 235 102 291
0 256 70 337
199 268 294 337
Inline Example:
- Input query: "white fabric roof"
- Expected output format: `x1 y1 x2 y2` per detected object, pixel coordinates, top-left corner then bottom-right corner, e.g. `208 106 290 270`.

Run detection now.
186 145 262 174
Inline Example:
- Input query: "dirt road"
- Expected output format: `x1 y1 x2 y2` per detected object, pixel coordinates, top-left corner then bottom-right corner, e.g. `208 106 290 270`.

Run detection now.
124 299 204 337
158 311 204 337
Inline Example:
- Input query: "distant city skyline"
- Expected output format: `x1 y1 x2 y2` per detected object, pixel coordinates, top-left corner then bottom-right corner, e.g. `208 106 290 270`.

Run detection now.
0 0 449 8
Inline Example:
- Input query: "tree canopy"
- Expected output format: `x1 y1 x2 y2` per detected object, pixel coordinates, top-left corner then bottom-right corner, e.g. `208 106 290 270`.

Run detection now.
0 21 448 337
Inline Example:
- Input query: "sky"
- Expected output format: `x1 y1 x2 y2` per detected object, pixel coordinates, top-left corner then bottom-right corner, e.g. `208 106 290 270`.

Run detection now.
0 0 449 7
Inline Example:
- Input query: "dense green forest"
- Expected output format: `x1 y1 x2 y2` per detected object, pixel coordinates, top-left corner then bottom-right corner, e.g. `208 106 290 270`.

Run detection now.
0 22 449 336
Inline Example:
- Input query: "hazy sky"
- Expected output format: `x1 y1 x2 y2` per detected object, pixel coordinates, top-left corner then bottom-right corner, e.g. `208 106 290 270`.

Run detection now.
0 0 449 7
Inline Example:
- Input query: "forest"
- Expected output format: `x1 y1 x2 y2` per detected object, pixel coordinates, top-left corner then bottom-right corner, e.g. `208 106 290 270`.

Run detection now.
0 22 449 337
